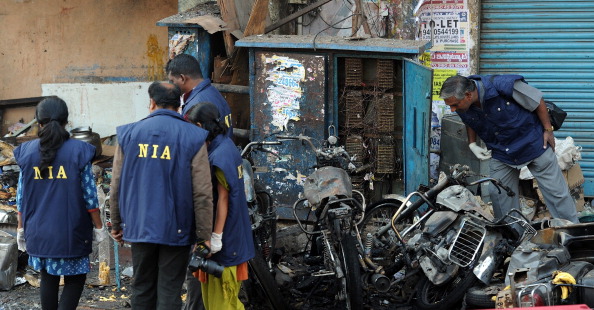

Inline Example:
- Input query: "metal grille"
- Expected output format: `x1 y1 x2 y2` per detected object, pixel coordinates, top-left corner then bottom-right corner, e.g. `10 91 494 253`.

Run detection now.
448 219 486 267
376 138 395 174
345 134 365 165
344 91 364 129
364 94 395 134
345 58 363 87
377 59 394 89
376 94 395 133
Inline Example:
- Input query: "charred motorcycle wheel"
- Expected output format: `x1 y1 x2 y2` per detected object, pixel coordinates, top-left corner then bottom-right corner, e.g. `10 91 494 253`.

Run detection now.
253 183 277 266
241 252 287 310
338 233 363 310
357 200 404 268
465 280 504 309
413 267 478 310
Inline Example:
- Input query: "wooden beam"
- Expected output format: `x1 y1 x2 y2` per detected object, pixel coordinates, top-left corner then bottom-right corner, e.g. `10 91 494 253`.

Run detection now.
243 0 269 36
264 0 331 34
212 83 249 94
352 0 372 37
217 0 241 57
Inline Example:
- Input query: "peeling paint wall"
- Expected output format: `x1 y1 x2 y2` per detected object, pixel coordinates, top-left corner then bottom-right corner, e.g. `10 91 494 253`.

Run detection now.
42 83 152 138
0 0 177 100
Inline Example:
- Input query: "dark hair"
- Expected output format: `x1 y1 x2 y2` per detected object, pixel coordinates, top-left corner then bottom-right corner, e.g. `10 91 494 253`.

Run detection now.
148 81 182 109
165 54 203 79
186 102 227 142
36 96 70 178
439 75 477 100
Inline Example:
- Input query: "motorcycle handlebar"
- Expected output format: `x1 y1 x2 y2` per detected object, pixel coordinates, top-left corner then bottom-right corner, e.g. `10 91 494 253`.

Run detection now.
240 141 282 157
395 176 452 221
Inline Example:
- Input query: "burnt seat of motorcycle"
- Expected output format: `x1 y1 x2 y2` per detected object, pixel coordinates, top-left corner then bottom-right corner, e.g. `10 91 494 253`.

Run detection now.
506 240 572 286
303 166 352 208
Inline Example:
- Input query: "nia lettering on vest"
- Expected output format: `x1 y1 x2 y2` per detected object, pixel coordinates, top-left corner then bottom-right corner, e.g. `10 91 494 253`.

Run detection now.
137 144 171 160
33 166 68 179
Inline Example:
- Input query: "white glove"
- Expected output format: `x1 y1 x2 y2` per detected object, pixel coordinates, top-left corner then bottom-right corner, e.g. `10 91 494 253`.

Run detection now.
469 142 492 160
93 227 108 243
210 232 223 254
17 228 26 252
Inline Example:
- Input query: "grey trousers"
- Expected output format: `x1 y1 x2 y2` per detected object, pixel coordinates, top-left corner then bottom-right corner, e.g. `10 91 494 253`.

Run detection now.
489 147 579 223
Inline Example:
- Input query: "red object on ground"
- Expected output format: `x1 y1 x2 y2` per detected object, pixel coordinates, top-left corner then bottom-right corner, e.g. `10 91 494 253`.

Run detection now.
479 305 591 310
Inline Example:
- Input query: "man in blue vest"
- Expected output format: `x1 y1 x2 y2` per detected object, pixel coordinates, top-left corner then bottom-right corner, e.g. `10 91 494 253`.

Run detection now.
109 81 214 309
440 74 578 226
166 54 233 138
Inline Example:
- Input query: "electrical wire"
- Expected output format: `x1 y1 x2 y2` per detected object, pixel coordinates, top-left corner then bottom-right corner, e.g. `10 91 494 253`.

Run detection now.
313 13 360 51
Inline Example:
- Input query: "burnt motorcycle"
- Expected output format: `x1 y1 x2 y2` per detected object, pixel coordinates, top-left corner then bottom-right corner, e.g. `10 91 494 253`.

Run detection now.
283 133 366 310
239 138 287 310
357 164 535 309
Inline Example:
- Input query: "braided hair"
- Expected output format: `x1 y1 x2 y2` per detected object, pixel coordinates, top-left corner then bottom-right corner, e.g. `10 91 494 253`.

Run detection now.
186 102 227 142
36 97 70 178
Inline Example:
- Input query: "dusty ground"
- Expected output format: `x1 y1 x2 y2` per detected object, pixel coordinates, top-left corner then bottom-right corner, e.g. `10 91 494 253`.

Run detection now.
0 253 410 310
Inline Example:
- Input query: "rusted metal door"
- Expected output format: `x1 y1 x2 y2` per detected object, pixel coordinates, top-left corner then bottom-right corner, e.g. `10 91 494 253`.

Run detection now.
403 59 432 194
250 51 327 216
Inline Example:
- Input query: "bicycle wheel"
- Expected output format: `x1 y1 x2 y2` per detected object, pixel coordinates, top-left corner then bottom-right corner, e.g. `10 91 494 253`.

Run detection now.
241 252 288 310
357 200 402 268
338 233 363 310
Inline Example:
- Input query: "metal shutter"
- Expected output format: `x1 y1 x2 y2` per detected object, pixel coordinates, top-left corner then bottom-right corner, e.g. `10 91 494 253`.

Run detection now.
480 0 594 196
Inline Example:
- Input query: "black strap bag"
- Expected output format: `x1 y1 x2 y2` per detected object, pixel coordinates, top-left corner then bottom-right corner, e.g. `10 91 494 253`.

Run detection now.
545 100 567 131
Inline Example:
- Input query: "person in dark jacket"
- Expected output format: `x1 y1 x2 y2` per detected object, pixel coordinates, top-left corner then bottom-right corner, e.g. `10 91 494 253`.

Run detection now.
14 96 107 310
166 53 233 138
440 74 578 225
186 102 254 310
109 82 213 309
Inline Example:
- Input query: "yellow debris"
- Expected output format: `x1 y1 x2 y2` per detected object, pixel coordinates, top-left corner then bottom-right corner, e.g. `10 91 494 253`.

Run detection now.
99 295 117 302
98 262 111 285
552 271 576 300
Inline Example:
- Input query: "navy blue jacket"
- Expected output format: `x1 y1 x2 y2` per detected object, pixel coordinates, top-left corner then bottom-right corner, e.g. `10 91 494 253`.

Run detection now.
208 135 255 266
458 74 545 165
116 109 209 246
15 139 95 258
182 79 233 138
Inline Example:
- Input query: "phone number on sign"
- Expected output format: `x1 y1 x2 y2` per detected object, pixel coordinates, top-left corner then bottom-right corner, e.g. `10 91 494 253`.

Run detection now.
423 28 459 36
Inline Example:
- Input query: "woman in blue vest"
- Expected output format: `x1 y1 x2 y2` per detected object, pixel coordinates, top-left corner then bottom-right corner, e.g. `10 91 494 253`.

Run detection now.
186 102 255 310
14 97 107 310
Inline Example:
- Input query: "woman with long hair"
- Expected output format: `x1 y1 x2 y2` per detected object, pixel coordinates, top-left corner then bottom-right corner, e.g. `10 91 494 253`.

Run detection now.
14 96 107 310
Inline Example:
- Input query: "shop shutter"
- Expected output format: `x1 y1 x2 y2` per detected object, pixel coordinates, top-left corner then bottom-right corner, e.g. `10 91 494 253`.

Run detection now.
480 0 594 196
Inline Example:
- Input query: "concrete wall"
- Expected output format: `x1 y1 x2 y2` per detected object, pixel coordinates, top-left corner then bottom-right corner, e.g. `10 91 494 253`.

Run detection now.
0 0 177 100
42 83 152 138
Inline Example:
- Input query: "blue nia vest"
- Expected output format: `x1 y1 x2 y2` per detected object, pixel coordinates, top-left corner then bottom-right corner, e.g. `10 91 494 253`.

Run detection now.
14 139 96 258
182 79 234 139
116 109 208 246
208 135 255 266
458 74 546 165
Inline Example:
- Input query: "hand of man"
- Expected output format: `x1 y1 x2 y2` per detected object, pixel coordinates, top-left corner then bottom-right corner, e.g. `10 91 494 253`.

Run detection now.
110 229 124 246
94 227 109 243
210 232 223 254
543 131 555 151
17 228 26 252
469 142 492 160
